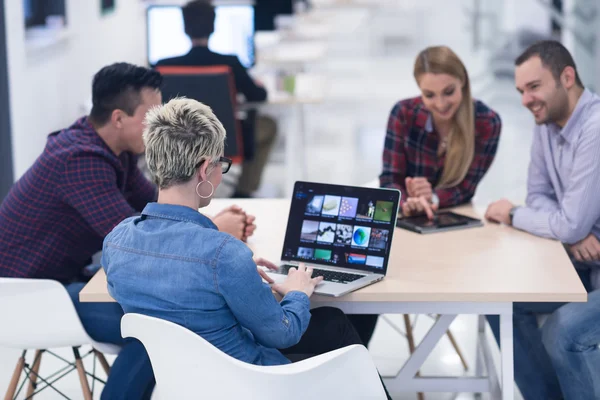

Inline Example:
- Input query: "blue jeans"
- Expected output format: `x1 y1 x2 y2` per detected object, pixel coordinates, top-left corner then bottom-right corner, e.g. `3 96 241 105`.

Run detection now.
542 287 600 399
487 265 600 400
65 282 155 400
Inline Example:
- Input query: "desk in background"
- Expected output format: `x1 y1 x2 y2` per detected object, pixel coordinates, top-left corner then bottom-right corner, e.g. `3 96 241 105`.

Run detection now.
245 73 326 195
80 199 585 399
256 41 328 67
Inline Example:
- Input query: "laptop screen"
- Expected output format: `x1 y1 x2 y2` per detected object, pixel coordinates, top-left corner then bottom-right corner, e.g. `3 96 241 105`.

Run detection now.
147 4 255 68
281 182 401 274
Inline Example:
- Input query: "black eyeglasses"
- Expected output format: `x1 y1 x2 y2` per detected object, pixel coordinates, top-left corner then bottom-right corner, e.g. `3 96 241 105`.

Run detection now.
219 157 232 174
196 156 232 174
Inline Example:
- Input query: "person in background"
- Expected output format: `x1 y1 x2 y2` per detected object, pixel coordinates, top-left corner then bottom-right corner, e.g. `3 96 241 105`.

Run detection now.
0 63 254 400
156 0 278 198
380 45 502 219
102 97 391 399
486 40 600 400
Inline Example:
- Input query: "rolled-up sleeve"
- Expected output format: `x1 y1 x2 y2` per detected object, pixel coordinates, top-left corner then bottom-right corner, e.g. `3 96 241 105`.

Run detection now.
216 238 311 349
513 119 600 244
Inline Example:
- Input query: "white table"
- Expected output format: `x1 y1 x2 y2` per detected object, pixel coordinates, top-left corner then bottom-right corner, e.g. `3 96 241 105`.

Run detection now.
81 199 587 399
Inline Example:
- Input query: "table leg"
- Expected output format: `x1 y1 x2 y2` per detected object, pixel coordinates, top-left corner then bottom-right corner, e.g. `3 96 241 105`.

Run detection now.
500 308 514 400
310 301 513 397
474 315 485 399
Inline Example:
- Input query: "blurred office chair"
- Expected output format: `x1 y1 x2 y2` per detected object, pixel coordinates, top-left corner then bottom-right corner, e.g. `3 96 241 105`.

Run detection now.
156 66 247 196
122 313 387 399
156 65 245 164
0 278 120 400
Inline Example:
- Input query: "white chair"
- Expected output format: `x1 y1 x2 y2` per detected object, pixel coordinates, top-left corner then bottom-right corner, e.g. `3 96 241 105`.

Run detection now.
121 313 387 399
0 278 120 400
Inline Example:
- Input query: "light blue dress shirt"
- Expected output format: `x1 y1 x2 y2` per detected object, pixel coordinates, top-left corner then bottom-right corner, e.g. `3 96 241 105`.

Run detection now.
513 89 600 247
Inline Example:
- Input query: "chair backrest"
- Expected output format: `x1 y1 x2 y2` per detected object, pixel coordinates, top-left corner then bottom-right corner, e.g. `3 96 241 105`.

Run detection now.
0 278 91 349
156 66 244 163
122 313 386 399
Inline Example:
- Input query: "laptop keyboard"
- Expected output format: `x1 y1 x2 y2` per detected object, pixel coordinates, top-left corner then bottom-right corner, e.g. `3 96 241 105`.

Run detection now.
278 264 365 284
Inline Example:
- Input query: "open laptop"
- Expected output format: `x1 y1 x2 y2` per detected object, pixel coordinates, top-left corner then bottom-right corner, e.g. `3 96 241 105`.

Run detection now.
266 181 401 297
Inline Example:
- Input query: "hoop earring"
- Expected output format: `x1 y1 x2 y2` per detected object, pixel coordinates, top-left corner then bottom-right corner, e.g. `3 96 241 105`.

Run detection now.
195 181 214 199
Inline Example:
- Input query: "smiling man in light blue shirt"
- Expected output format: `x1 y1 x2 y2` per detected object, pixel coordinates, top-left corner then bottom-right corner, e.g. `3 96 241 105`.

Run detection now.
486 41 600 400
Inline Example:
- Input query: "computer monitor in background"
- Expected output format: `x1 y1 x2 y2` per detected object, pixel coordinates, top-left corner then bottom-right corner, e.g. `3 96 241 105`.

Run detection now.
254 0 293 31
147 4 255 67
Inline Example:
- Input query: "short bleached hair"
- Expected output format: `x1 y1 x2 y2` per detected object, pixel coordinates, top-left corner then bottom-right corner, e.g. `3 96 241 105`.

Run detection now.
143 97 226 189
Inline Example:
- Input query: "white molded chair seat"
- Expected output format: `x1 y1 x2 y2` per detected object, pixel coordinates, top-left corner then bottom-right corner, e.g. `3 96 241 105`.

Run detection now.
0 278 119 353
0 278 120 399
121 313 387 399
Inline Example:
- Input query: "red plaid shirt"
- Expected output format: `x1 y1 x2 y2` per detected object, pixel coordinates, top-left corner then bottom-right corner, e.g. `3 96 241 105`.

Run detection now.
0 117 157 282
380 97 501 208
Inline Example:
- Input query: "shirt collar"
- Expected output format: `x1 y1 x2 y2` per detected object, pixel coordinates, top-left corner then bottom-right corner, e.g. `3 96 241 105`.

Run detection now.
554 88 592 142
425 114 434 133
74 116 119 156
141 202 217 230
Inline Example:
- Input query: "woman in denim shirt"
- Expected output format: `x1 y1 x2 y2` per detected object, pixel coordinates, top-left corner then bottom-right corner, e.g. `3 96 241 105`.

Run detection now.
102 98 389 397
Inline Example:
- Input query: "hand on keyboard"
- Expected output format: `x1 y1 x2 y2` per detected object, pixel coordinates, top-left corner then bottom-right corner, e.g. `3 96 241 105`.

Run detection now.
255 257 279 284
271 263 324 298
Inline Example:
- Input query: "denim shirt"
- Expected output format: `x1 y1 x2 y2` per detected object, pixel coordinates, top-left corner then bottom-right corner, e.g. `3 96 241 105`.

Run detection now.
102 202 311 366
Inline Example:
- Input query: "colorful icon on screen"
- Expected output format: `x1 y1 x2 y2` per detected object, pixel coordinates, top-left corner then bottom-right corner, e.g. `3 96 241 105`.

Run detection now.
352 226 371 248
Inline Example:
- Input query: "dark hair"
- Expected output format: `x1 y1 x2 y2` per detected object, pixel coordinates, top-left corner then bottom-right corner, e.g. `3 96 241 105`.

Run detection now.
515 40 583 87
182 0 215 39
89 63 163 126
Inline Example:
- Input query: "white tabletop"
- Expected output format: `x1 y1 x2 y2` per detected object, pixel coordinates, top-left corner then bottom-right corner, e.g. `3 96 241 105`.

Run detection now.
81 199 587 303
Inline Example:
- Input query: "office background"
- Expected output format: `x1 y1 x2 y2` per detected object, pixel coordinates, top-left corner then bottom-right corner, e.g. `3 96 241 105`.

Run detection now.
1 0 599 398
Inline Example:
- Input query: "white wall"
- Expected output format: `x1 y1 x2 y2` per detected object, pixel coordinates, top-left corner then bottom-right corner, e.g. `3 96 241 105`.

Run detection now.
562 0 599 90
5 1 148 179
501 0 551 35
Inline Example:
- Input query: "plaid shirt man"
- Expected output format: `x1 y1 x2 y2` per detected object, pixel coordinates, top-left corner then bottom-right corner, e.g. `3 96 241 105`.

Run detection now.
0 117 157 282
380 97 502 207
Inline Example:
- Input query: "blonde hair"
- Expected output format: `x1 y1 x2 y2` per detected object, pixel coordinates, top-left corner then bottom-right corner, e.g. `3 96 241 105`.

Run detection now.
143 97 226 189
414 46 474 188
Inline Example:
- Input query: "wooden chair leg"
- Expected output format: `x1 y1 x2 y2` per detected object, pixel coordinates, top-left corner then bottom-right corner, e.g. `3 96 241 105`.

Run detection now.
73 348 93 400
94 350 111 376
4 351 26 400
445 329 469 371
403 315 425 400
26 350 44 399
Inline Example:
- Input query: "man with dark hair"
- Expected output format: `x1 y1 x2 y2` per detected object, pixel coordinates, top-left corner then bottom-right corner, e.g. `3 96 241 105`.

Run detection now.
182 0 216 42
486 40 600 399
515 39 584 91
0 62 255 399
156 0 278 198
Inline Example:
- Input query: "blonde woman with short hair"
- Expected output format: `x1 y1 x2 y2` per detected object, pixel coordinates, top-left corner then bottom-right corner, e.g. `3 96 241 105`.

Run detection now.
102 98 391 399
